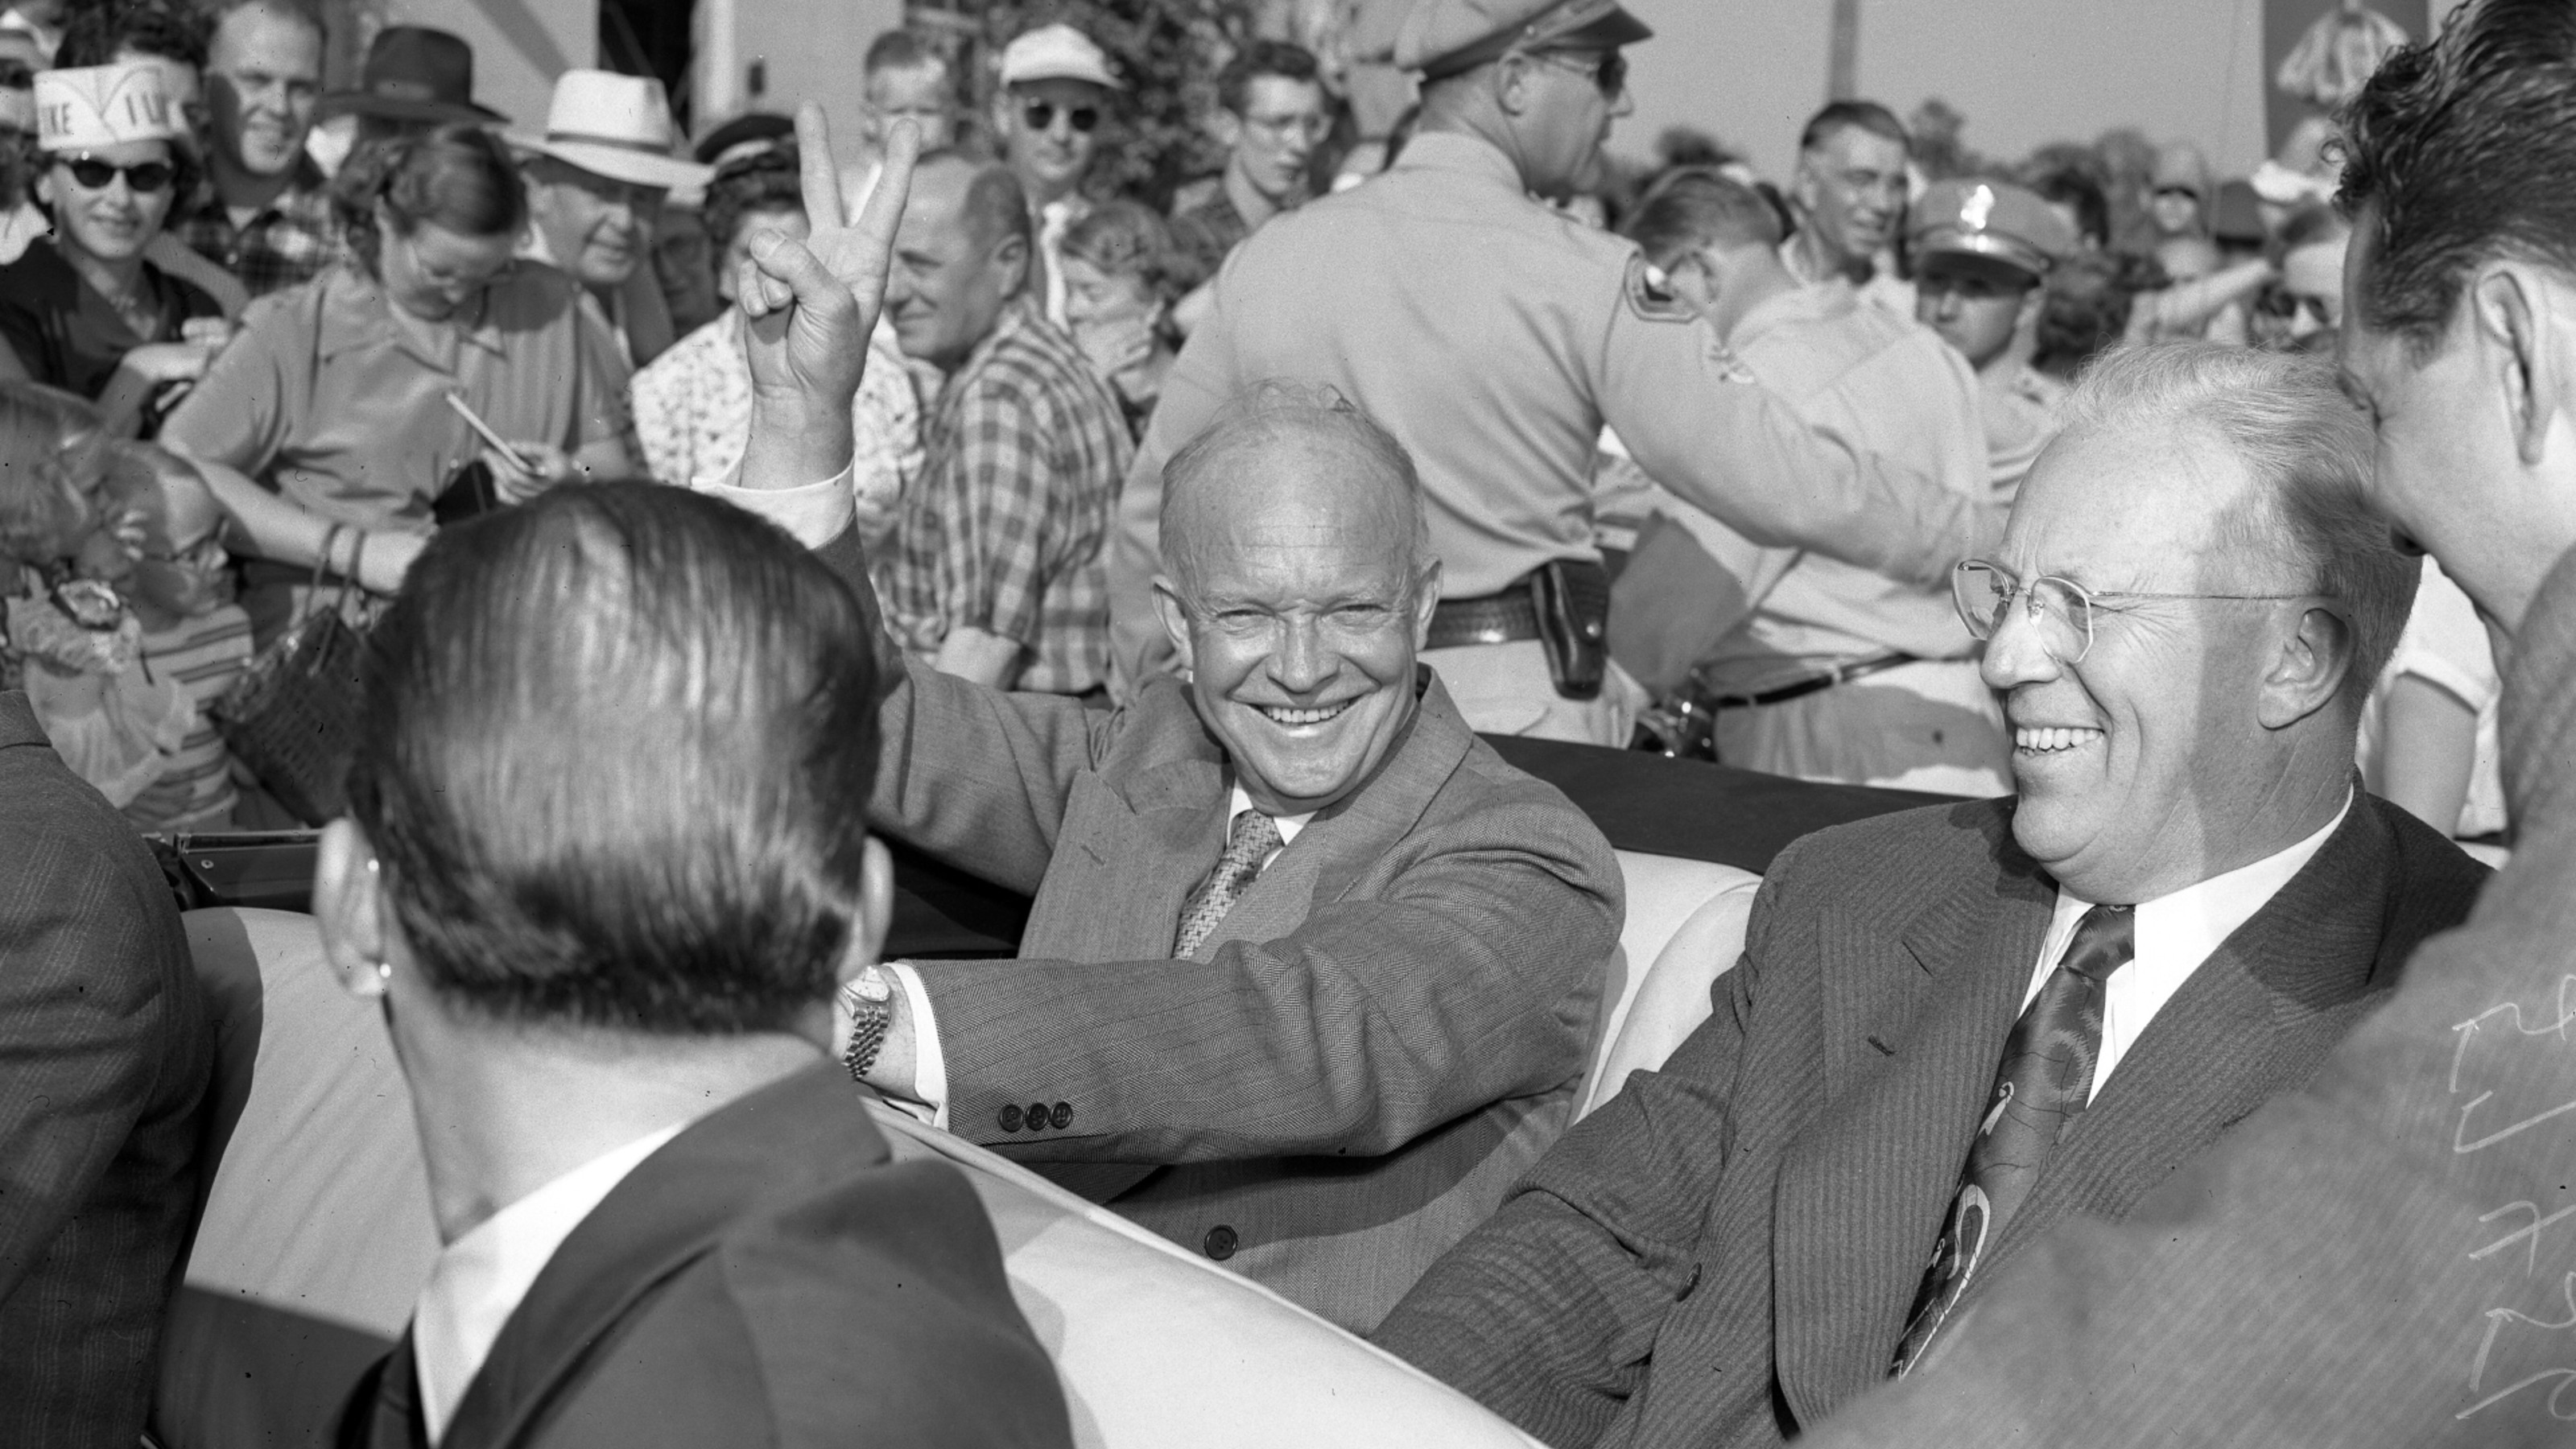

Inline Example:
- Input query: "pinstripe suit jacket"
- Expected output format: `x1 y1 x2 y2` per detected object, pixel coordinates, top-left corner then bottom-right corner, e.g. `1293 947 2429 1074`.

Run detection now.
0 691 212 1447
1374 791 2486 1449
868 661 1623 1333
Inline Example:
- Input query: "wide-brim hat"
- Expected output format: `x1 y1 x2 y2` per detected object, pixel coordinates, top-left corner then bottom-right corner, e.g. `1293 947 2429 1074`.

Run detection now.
314 27 508 125
513 69 710 192
1397 0 1654 80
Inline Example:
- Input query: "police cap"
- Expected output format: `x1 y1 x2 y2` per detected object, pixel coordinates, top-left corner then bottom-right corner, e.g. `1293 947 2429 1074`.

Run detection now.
1908 179 2077 283
1396 0 1654 81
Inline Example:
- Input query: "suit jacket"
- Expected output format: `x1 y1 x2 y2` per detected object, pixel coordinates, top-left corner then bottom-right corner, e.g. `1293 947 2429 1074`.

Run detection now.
1798 547 2576 1449
0 689 211 1448
869 661 1623 1332
1374 790 2486 1449
343 1066 1072 1449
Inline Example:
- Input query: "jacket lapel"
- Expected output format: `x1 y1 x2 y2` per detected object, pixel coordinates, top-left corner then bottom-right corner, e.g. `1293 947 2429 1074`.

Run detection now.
1984 796 2401 1274
1772 836 2055 1423
435 1067 889 1449
1192 671 1473 960
1022 679 1228 963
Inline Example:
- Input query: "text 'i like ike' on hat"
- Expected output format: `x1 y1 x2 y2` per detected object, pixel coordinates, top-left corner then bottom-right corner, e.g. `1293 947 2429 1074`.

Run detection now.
35 60 184 152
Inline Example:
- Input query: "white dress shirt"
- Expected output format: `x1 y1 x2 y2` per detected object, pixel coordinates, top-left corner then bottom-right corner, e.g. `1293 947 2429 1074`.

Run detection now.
2025 791 2351 1102
885 782 1310 1129
410 1124 684 1445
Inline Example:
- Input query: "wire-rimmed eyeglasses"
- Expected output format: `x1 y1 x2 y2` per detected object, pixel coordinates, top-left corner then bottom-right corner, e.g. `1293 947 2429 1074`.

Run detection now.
1951 559 2325 664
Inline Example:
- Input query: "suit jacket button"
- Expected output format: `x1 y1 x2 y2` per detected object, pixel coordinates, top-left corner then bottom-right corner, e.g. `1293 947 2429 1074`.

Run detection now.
998 1104 1024 1133
1203 1225 1238 1261
1049 1101 1073 1129
1026 1101 1051 1131
1677 1262 1702 1301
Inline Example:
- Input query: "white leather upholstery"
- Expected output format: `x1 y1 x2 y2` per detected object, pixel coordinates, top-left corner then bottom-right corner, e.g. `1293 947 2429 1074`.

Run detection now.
1579 853 1761 1118
163 908 1542 1449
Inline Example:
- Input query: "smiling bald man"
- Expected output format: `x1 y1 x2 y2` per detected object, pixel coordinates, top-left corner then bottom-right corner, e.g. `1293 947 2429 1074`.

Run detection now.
842 382 1620 1335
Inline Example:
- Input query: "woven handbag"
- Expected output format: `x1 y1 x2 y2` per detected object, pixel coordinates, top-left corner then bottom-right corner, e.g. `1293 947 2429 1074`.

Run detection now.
211 530 369 826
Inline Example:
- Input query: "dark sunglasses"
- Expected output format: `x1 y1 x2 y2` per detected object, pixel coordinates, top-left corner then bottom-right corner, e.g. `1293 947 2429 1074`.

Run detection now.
61 156 175 194
1022 101 1100 134
1529 47 1629 100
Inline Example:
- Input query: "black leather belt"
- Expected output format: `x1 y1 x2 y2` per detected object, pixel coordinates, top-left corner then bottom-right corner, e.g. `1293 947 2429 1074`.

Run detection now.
1700 651 1922 710
1426 588 1542 649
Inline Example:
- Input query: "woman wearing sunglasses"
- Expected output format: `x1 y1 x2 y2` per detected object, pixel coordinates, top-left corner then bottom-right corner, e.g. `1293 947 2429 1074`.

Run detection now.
0 62 224 437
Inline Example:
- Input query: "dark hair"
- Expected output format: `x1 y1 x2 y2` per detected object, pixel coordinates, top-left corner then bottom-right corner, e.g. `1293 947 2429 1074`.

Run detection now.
1216 39 1320 117
57 1 208 69
333 124 526 276
2271 203 2351 262
703 143 802 253
1798 100 1908 156
916 146 1030 254
2339 0 2576 358
1626 171 1783 266
865 27 944 76
347 484 886 1035
1061 198 1183 299
2028 166 2111 251
204 0 324 45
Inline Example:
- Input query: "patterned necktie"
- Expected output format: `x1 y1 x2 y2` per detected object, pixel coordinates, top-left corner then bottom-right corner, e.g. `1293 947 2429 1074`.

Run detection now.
1174 809 1283 958
1893 902 2136 1374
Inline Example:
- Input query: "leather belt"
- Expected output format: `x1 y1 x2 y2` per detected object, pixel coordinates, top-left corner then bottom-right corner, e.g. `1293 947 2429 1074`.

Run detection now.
1426 587 1542 650
1700 651 1922 710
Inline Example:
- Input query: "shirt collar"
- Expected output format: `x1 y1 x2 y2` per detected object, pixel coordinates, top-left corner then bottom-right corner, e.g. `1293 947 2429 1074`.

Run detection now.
2052 787 2355 976
409 1122 683 1446
1386 130 1525 192
1227 781 1313 844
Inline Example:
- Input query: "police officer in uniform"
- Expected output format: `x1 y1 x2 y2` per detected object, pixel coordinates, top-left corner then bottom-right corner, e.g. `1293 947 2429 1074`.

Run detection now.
1110 0 2006 745
1910 177 2077 489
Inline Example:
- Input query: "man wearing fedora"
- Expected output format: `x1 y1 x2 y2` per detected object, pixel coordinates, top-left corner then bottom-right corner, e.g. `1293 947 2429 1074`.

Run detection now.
178 0 333 298
309 23 505 174
516 69 710 369
993 22 1120 328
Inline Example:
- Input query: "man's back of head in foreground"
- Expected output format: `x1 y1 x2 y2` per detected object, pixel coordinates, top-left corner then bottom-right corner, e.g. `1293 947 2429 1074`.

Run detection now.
312 482 1072 1449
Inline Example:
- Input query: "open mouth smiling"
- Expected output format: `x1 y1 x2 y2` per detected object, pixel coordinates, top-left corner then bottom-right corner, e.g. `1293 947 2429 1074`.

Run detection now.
2014 725 2104 753
1256 700 1355 728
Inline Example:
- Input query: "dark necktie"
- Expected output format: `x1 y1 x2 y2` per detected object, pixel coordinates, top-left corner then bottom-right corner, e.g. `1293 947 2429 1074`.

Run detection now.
1174 809 1282 958
1893 901 2135 1374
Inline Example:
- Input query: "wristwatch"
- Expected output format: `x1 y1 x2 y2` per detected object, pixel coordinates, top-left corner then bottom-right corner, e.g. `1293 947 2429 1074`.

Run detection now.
840 964 896 1083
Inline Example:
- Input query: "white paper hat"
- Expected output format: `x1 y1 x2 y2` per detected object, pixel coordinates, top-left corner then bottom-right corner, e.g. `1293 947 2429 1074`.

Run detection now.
35 61 185 152
998 24 1124 90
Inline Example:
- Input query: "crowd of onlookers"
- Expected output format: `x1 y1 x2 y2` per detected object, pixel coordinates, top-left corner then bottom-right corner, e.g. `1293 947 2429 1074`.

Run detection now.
4 0 2570 1444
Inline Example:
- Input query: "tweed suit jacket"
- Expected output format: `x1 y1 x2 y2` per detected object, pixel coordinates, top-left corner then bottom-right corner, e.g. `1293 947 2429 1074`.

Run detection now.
867 659 1623 1332
0 691 213 1447
1375 790 2487 1449
341 1066 1072 1449
1798 547 2576 1449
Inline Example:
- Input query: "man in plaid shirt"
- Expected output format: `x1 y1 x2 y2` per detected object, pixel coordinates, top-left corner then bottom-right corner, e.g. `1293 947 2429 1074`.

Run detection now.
880 151 1131 696
180 0 335 297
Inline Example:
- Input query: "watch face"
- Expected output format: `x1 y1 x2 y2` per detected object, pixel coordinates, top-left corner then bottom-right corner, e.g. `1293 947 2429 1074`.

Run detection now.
842 969 895 1006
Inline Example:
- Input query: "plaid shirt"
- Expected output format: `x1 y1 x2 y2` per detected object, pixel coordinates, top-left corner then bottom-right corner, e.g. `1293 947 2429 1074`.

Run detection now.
175 160 337 299
879 300 1132 696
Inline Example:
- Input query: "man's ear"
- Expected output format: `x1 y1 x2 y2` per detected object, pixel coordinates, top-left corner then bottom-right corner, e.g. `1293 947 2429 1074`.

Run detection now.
1492 53 1535 118
313 817 393 999
835 837 895 987
1410 557 1443 648
1212 109 1244 151
1151 574 1197 677
993 232 1030 296
2017 282 2047 335
2256 604 2355 730
2471 263 2561 469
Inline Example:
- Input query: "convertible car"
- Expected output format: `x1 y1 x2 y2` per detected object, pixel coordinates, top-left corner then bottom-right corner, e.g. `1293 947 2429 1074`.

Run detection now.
147 741 1941 1449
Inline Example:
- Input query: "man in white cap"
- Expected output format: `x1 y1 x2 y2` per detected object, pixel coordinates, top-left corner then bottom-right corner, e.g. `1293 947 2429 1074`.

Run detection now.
517 68 711 366
1113 0 2004 745
991 21 1121 326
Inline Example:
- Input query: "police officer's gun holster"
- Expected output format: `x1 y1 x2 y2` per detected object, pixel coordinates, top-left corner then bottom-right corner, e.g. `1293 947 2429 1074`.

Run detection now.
1530 559 1609 701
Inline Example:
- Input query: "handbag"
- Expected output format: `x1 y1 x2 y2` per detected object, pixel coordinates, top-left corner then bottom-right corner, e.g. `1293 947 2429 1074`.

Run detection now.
210 526 369 826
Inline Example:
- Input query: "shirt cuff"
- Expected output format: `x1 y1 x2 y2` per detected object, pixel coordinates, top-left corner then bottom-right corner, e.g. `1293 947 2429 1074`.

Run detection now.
885 960 949 1131
694 464 855 551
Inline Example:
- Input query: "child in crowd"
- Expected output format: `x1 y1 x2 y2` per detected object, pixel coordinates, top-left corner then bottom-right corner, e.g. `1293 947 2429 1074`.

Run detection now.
120 444 254 831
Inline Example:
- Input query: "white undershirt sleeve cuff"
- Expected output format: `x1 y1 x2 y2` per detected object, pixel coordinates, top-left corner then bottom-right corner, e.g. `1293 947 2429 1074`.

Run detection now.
693 465 856 551
884 960 949 1131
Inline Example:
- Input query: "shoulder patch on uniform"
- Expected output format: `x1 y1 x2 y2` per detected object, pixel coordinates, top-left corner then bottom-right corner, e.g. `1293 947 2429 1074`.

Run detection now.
1624 254 1697 324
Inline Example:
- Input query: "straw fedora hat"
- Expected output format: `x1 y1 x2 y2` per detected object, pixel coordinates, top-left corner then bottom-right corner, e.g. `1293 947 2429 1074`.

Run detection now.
513 70 710 192
314 27 508 125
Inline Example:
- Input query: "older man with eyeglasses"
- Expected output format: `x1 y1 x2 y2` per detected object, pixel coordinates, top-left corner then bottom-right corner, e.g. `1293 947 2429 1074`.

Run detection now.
1373 341 2487 1449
